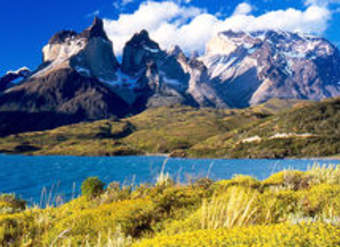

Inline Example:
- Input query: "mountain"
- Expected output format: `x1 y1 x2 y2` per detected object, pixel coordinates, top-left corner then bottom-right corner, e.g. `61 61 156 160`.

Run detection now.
1 17 340 135
200 30 340 107
0 18 131 135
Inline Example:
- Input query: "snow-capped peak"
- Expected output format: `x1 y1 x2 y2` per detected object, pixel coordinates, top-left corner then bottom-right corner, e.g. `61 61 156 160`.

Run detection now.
6 66 31 76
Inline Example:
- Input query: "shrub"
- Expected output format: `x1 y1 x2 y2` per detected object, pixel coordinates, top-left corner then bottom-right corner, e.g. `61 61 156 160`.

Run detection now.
81 177 105 199
46 199 155 245
151 186 202 217
262 170 310 190
101 182 132 204
214 175 261 191
0 168 339 246
134 223 340 247
0 194 26 214
192 178 214 190
306 164 340 185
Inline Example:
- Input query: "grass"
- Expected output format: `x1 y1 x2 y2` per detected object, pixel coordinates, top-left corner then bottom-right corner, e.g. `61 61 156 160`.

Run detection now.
188 97 340 158
1 97 340 159
0 164 339 246
200 186 259 229
0 104 267 157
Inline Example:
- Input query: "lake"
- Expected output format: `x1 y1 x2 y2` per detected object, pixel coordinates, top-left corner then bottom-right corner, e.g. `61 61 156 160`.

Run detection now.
0 155 339 206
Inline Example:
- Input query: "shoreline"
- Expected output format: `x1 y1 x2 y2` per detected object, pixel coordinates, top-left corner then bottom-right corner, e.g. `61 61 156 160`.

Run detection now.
1 151 340 161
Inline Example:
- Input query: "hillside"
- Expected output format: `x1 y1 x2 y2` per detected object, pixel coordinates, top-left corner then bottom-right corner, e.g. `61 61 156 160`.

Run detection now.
2 98 336 159
0 104 266 156
191 97 340 158
0 166 339 246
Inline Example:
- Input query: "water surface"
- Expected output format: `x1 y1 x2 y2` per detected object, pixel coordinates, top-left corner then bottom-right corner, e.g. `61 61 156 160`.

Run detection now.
0 155 338 205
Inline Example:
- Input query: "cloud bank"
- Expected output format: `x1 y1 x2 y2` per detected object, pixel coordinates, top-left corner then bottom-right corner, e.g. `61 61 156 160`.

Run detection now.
104 1 332 56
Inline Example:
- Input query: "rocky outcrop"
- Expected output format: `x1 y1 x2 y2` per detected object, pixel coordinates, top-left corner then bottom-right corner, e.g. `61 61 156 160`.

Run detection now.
0 67 31 91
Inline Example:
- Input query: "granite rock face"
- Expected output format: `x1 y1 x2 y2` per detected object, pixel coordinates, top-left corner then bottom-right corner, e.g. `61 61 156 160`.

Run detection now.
39 17 119 82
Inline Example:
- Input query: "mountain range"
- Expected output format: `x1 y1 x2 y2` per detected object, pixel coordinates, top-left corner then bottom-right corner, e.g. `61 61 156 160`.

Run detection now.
1 17 340 135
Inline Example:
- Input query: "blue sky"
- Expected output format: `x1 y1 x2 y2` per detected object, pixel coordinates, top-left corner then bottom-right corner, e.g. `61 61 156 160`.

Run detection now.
1 0 340 75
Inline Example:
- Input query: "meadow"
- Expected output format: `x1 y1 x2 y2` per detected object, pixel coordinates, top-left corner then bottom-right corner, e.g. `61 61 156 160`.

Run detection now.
0 164 339 246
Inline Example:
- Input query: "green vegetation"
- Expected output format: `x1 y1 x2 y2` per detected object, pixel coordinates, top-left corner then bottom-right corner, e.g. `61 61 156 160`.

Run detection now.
185 97 340 158
0 165 339 246
81 177 105 199
0 194 26 214
0 97 340 158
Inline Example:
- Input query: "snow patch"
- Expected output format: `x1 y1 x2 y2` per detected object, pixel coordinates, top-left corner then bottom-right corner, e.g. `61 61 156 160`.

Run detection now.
247 47 258 54
283 51 305 59
162 76 181 85
143 45 160 53
241 136 262 143
159 71 184 88
99 70 137 88
74 66 91 76
42 38 87 63
269 133 315 139
6 66 31 75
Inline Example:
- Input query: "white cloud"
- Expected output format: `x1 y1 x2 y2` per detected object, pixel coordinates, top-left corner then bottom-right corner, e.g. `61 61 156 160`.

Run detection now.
104 1 202 55
305 0 340 6
122 0 134 6
233 3 252 16
222 5 330 34
104 0 332 56
87 10 100 18
113 0 134 9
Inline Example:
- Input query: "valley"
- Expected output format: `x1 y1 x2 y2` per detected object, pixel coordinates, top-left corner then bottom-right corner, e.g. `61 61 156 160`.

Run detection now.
1 97 339 159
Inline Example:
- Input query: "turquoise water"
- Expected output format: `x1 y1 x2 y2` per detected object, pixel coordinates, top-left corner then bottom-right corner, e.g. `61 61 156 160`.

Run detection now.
0 155 338 206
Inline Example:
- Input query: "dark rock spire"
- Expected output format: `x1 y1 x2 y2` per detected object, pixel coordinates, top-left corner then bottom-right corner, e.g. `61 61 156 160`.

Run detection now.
80 17 109 40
